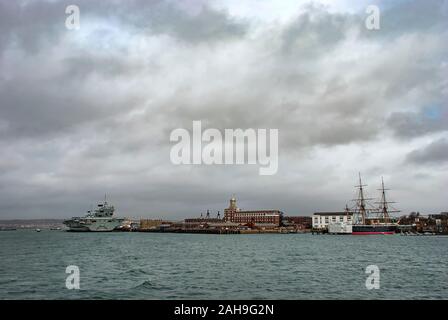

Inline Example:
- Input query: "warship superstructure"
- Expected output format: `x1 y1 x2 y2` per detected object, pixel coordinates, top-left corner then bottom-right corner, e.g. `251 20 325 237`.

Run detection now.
63 197 124 232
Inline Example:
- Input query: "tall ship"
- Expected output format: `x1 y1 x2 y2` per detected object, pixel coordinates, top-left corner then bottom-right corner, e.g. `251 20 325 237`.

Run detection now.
350 174 400 235
63 197 124 232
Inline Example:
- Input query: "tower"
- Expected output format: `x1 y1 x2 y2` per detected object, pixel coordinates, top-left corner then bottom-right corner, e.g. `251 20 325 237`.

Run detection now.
224 195 239 221
229 196 238 210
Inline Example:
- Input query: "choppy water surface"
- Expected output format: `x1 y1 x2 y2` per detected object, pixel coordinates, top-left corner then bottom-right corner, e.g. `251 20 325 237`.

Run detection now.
1 230 447 299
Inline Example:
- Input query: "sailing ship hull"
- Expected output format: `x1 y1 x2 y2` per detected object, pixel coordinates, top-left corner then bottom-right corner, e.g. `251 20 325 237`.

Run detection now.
352 224 397 235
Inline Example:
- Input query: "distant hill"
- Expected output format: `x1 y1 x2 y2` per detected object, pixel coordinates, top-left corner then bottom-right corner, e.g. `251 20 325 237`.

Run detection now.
0 219 64 229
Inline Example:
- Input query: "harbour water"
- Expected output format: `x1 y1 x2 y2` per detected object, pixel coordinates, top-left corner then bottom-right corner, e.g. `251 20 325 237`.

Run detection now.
1 230 447 299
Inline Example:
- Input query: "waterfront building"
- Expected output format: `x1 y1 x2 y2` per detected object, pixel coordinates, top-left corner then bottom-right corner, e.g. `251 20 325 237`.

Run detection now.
183 209 224 227
184 218 224 230
284 216 312 229
312 212 353 230
223 197 283 226
398 212 448 234
139 219 173 230
184 218 223 223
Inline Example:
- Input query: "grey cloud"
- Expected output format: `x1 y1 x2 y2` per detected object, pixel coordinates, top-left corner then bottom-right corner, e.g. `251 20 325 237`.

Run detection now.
363 0 448 39
0 70 146 139
281 4 357 57
407 138 448 165
143 4 247 43
0 1 66 54
0 0 447 218
0 0 248 141
387 108 448 139
0 0 248 56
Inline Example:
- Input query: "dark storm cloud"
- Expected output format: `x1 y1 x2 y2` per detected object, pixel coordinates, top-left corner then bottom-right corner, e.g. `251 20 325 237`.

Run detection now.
406 138 448 165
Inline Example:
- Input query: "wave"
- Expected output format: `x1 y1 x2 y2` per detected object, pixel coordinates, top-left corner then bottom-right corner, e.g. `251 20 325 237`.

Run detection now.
131 279 155 290
119 268 149 277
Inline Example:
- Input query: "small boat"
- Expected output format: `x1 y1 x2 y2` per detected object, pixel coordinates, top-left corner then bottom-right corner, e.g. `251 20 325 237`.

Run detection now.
35 228 41 232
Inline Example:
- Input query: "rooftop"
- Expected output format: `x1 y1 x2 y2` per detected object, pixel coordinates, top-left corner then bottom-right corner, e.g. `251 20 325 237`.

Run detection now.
313 212 353 216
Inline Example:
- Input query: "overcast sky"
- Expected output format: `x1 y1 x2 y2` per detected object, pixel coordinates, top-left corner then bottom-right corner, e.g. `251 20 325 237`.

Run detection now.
0 0 447 220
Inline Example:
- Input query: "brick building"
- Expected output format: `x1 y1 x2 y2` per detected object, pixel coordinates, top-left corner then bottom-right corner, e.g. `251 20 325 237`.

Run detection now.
223 197 283 226
284 216 312 229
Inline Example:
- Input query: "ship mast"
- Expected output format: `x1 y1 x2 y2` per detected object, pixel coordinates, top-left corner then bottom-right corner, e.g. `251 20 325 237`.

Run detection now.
379 177 389 223
355 173 368 224
376 177 400 223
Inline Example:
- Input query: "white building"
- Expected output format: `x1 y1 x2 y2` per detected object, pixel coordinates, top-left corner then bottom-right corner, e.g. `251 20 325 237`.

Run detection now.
312 212 353 230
